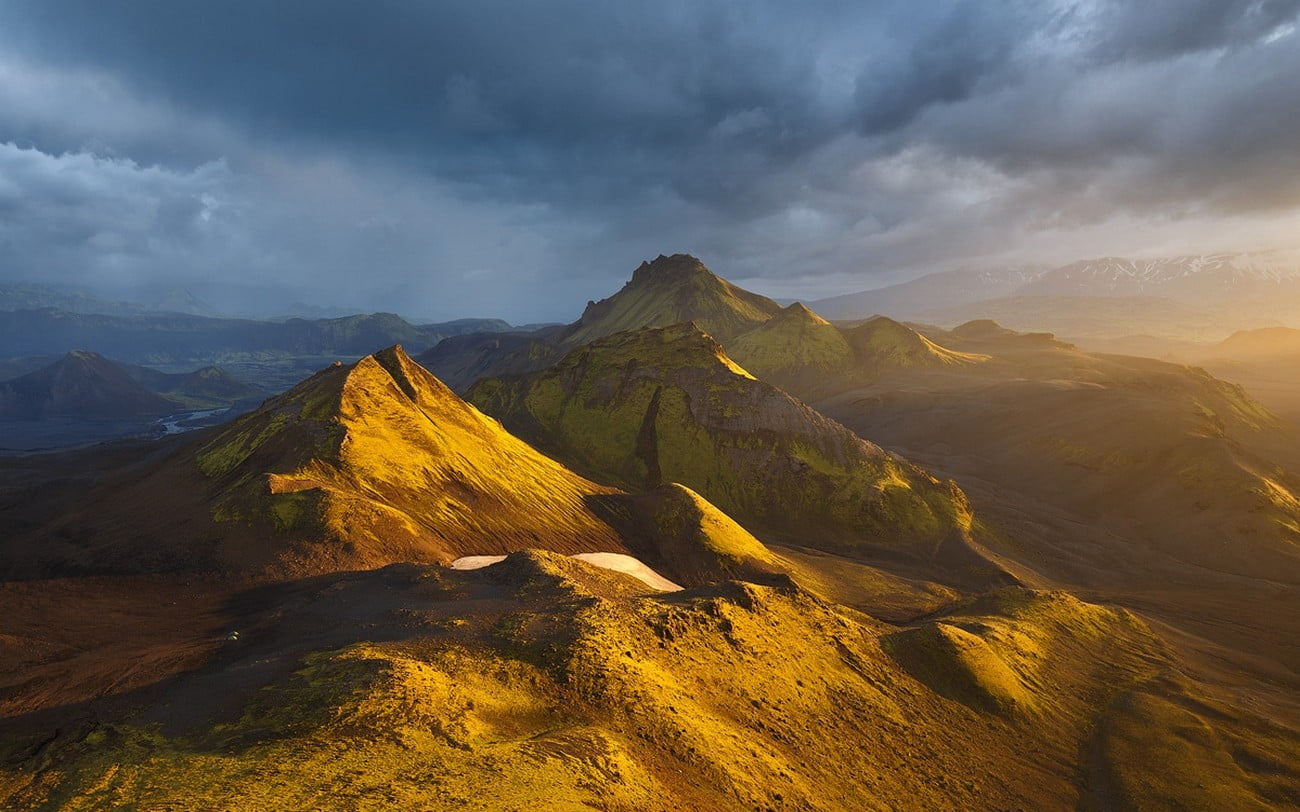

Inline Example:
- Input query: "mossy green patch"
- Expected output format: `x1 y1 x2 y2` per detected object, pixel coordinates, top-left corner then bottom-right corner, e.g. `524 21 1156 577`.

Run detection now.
469 325 976 563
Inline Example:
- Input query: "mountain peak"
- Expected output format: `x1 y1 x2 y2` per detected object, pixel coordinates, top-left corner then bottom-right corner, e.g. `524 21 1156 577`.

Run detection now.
778 301 831 325
628 253 711 286
187 344 629 574
844 316 988 370
63 348 109 365
0 349 173 420
565 255 783 347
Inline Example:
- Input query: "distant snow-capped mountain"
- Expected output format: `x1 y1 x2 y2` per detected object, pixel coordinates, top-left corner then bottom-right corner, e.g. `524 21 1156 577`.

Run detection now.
808 251 1300 322
1018 253 1300 300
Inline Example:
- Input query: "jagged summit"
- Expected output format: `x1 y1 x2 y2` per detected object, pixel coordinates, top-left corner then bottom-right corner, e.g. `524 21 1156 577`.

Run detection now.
194 344 631 571
628 253 714 285
563 254 783 347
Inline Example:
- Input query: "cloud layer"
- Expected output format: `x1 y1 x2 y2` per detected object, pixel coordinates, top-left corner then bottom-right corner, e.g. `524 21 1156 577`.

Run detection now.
1 1 1298 319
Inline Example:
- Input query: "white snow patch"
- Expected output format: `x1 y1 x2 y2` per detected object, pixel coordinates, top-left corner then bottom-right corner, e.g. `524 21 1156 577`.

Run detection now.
450 552 683 592
450 555 508 570
570 553 684 591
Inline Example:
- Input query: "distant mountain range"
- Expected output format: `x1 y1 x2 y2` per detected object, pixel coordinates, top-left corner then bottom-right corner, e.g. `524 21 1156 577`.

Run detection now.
0 308 515 368
809 265 1048 320
808 252 1300 339
0 283 221 317
0 349 263 426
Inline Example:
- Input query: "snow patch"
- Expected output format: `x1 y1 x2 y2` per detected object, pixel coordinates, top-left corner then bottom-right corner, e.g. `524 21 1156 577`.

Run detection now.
450 552 683 592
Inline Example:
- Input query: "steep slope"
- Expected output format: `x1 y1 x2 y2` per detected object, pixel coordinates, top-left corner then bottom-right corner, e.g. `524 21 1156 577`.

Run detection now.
466 324 1002 584
6 346 632 577
587 483 786 588
1193 327 1300 422
172 366 262 404
810 327 1300 687
0 350 174 420
415 328 565 392
819 338 1300 580
561 254 783 347
947 318 1068 348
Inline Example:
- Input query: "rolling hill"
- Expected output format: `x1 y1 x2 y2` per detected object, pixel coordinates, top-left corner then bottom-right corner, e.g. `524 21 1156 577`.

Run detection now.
124 363 263 408
728 309 986 399
4 551 1295 810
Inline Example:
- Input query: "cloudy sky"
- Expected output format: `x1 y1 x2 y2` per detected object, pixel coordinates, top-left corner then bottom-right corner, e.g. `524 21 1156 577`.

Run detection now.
2 1 1299 321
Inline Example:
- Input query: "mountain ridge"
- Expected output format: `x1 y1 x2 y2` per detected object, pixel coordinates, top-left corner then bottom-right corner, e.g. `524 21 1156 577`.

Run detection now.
5 345 636 578
466 323 1008 588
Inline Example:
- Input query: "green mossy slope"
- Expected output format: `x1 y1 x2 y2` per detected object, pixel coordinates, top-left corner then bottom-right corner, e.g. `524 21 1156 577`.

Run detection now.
468 324 989 576
728 303 853 391
561 254 783 348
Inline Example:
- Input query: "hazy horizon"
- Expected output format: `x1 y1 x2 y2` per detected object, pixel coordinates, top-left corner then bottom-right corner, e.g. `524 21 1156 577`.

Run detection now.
3 1 1300 322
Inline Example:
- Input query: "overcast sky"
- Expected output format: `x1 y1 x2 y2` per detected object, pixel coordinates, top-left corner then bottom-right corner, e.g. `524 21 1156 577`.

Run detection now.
2 1 1299 321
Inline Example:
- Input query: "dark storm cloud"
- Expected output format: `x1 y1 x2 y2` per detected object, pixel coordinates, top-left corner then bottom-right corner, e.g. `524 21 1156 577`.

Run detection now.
1083 0 1300 61
0 1 832 204
1 0 1299 318
853 3 1033 136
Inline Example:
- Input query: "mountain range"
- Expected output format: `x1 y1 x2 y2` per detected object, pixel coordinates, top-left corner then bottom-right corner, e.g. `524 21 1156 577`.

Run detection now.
0 308 516 371
2 254 1299 809
808 252 1300 341
0 284 220 318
